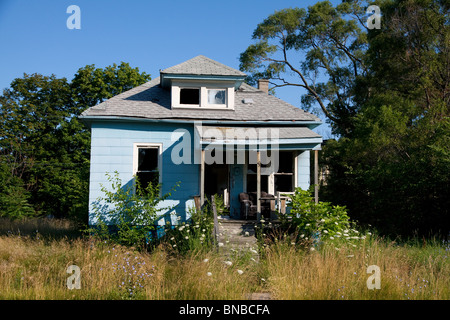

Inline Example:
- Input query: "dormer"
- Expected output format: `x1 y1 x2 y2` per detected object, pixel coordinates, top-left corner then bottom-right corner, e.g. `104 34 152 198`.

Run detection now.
160 55 247 111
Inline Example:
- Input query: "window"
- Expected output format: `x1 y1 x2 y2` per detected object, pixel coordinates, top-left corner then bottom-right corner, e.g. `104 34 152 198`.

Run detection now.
274 151 294 192
171 81 235 110
180 88 200 105
207 89 226 105
134 144 162 194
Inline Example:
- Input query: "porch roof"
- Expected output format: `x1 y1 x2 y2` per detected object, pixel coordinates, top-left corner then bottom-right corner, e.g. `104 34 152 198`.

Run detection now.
196 125 323 150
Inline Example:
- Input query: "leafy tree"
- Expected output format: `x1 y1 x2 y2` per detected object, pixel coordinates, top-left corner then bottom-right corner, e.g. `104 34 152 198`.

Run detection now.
320 0 449 237
239 1 369 135
241 0 449 237
0 62 151 221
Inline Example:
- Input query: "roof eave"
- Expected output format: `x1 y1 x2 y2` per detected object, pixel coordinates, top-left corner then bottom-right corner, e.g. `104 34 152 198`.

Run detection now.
160 73 246 90
78 114 322 130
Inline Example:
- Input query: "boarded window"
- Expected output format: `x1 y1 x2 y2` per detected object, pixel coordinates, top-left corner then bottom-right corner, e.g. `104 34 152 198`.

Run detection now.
180 88 200 105
136 147 159 193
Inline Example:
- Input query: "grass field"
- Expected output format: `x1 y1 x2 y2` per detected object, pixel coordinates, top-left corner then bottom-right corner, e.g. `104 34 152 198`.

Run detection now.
0 218 448 300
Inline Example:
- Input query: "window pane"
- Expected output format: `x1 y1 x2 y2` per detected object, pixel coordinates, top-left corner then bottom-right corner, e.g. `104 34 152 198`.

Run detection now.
138 148 158 171
180 88 199 105
208 89 226 105
136 171 159 193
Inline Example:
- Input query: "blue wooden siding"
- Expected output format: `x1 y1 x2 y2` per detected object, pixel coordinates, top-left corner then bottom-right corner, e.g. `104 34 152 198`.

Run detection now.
88 121 199 226
88 121 316 227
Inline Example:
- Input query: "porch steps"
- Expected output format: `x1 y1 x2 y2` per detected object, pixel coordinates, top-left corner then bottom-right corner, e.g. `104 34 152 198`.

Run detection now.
216 218 259 261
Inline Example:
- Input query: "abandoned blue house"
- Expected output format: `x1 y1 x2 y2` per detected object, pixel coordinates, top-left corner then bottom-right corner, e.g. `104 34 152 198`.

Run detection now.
80 55 323 227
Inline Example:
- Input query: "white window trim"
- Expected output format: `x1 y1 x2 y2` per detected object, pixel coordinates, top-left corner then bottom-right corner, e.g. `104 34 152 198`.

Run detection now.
171 81 235 110
133 143 163 189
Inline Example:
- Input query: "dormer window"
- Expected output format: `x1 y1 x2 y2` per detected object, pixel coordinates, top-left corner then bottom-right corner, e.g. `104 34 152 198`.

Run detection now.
208 89 226 105
180 88 200 105
171 81 234 110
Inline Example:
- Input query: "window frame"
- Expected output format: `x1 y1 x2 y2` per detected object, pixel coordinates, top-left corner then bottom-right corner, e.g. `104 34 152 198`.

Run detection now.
133 143 163 194
206 88 227 107
171 81 235 110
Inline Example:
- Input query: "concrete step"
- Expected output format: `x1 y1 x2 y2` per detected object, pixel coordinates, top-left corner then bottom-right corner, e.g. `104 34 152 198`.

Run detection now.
215 218 259 261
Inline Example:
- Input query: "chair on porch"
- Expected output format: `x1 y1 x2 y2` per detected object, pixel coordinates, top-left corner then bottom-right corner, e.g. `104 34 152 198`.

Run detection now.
239 192 257 220
239 192 275 220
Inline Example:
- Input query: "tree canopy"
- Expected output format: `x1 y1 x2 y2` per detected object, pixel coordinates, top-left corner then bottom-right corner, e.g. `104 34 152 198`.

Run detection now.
240 0 449 237
0 62 150 222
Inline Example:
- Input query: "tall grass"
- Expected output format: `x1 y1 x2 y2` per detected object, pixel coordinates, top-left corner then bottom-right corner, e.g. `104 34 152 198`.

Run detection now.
262 237 449 300
0 235 261 299
0 219 448 300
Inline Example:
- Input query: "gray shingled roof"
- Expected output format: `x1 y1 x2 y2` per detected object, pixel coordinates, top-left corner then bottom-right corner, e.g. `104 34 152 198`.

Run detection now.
80 77 320 122
199 126 321 141
160 55 247 77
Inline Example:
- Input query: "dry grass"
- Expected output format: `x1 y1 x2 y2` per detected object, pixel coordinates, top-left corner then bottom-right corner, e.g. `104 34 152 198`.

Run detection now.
262 238 449 300
0 235 166 299
0 219 448 300
0 235 261 300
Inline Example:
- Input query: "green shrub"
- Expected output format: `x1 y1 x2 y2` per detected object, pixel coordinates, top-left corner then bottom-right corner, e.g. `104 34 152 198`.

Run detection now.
283 188 370 244
163 205 215 255
87 171 178 250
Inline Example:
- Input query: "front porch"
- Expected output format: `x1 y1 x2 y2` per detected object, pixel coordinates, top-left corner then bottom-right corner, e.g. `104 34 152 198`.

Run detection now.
195 125 322 221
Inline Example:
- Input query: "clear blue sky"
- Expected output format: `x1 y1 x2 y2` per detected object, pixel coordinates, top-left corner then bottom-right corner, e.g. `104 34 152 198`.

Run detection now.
0 0 339 137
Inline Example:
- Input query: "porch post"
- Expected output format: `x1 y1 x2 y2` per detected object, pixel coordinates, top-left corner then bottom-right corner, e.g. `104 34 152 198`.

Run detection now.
257 151 261 221
201 149 205 205
314 149 319 204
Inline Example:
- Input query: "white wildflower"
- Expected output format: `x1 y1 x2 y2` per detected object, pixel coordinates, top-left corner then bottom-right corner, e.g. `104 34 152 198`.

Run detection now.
237 269 244 275
203 258 209 263
218 242 224 247
207 272 212 277
323 230 328 234
224 261 232 266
